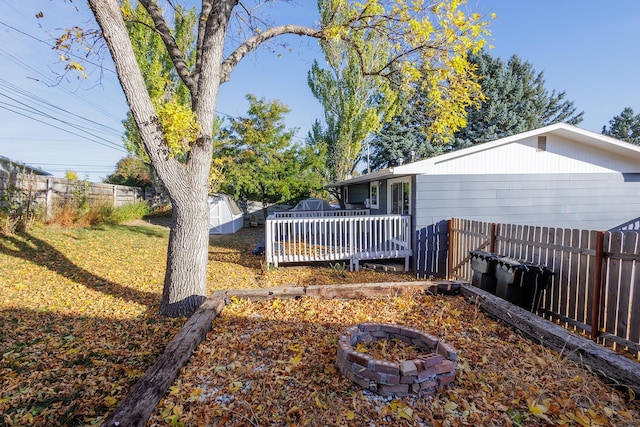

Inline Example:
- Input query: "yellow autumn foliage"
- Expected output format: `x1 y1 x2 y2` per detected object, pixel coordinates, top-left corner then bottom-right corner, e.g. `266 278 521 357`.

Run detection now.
154 97 200 159
321 0 492 143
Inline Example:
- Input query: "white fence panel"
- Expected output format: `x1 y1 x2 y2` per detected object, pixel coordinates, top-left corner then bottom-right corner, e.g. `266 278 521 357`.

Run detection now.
265 214 411 271
271 209 370 218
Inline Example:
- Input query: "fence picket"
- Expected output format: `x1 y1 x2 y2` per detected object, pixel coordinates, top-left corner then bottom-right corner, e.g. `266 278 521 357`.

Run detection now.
451 218 639 356
616 232 637 345
577 230 592 326
629 234 640 348
567 229 581 325
605 232 623 349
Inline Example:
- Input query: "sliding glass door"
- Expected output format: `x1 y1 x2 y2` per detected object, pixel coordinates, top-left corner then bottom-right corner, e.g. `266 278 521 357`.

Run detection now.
389 179 410 215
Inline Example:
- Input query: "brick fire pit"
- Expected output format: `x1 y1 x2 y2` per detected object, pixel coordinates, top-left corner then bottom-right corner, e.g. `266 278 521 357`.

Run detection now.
336 322 458 395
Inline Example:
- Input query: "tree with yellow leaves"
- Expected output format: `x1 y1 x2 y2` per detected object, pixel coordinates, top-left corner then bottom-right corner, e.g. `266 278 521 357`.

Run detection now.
65 0 491 317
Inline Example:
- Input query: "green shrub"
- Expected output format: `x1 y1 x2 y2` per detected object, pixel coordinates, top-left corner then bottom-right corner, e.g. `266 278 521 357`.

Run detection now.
48 200 150 227
110 201 150 224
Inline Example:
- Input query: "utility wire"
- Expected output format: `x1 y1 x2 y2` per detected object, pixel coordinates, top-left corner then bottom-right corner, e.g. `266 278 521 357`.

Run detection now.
0 104 127 153
0 19 117 75
0 93 124 150
0 78 123 137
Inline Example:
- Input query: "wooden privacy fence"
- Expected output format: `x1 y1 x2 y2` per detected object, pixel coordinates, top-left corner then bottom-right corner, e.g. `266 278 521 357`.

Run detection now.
449 218 640 357
0 171 143 219
265 214 412 271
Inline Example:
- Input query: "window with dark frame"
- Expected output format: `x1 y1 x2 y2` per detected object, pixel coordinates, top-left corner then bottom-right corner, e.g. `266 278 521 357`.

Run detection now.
537 135 547 151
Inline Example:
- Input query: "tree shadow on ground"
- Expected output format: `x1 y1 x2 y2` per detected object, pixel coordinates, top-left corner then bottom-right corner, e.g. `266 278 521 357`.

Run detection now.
0 232 157 307
0 306 182 426
208 227 265 269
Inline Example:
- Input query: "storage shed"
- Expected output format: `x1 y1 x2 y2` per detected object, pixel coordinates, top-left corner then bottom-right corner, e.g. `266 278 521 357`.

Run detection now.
209 193 243 234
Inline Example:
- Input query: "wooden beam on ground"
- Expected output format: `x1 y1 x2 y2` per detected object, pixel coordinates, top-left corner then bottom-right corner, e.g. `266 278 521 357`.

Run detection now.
305 281 461 299
224 286 305 301
461 284 640 396
223 281 461 302
101 291 227 427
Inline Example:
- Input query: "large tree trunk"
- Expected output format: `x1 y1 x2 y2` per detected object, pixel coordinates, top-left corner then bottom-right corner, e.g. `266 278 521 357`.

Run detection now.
89 0 227 317
89 0 323 316
160 185 210 317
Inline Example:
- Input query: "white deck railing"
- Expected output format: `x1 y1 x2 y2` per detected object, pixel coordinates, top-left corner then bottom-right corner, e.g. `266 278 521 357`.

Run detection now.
265 214 411 271
271 209 370 218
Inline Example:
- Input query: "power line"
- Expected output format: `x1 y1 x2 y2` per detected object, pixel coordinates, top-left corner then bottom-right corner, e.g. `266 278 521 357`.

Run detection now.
0 11 311 153
0 95 124 151
0 78 123 138
0 18 125 125
29 162 117 167
0 19 117 75
0 103 127 153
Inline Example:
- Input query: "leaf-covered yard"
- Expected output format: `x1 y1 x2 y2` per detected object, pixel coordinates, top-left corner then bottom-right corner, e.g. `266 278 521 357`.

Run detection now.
0 223 410 426
1 222 639 426
148 294 640 427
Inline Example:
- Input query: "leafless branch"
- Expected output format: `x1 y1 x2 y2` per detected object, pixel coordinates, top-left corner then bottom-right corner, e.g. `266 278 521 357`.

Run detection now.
220 24 323 83
139 0 195 91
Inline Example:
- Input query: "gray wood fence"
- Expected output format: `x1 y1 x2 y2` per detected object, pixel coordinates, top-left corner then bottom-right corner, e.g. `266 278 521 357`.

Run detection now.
0 171 143 219
449 218 640 358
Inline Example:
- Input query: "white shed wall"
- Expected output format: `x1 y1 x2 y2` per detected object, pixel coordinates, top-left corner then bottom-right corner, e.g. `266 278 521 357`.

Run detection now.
209 195 244 234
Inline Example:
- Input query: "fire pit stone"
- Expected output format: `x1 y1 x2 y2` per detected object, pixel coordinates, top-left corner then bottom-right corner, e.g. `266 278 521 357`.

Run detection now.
336 322 457 396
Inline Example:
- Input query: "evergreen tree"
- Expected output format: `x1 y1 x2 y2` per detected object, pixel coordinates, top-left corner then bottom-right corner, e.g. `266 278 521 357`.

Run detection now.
369 94 443 170
602 107 640 144
370 51 584 170
452 51 583 147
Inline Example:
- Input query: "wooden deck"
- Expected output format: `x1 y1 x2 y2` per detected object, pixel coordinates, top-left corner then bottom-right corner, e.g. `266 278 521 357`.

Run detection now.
265 212 412 271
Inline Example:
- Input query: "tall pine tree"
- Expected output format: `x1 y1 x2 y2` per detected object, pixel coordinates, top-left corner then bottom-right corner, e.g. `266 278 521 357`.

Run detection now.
370 51 584 169
602 107 640 144
452 51 583 147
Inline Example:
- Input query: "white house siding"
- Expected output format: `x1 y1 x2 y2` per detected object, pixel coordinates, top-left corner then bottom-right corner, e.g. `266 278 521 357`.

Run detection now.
413 173 640 278
429 135 640 175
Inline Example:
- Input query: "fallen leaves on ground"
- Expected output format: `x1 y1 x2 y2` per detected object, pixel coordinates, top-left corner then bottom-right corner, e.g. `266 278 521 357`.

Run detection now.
0 224 184 426
206 227 415 290
1 223 413 426
149 294 640 427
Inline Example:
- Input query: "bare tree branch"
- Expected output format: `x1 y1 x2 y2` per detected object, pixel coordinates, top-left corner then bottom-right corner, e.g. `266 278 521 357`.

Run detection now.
194 0 214 85
220 24 323 83
139 0 195 92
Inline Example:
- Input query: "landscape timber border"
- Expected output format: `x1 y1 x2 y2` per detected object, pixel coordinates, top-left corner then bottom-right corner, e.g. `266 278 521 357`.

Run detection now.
101 281 640 427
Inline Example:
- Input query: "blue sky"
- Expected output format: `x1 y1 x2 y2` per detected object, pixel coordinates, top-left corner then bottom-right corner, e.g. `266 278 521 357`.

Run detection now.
1 0 639 182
